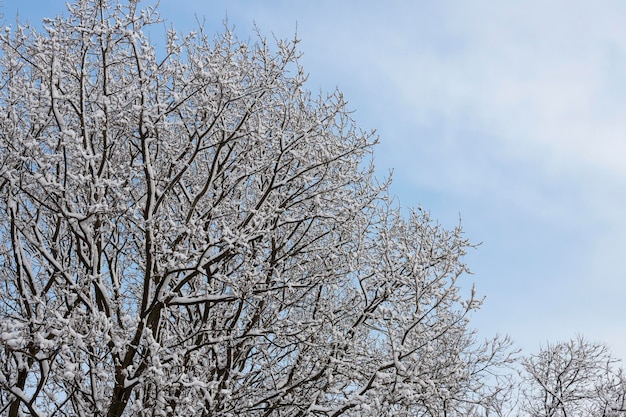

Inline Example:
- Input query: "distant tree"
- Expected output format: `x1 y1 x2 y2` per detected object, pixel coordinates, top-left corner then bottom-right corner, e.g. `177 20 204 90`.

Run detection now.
0 1 515 416
520 336 626 417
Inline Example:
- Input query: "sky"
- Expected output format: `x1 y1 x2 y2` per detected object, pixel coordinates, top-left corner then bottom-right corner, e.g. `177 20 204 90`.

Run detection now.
4 1 626 361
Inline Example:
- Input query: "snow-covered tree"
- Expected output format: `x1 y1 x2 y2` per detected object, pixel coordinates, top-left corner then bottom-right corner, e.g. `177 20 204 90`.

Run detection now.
520 336 626 417
0 1 515 416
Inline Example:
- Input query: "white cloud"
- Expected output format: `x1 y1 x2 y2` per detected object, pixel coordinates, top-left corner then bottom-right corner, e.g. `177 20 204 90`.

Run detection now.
380 1 626 179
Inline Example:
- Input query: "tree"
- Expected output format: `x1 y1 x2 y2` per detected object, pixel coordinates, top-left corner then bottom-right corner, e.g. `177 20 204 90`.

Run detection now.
0 1 514 416
520 336 626 417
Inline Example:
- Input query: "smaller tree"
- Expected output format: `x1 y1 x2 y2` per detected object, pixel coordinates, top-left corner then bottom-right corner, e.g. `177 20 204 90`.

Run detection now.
521 336 626 417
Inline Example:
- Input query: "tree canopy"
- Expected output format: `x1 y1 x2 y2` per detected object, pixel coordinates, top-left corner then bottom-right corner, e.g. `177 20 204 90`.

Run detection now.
6 1 623 417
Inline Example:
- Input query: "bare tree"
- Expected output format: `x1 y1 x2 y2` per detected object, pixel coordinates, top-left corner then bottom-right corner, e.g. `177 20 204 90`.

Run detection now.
0 1 515 416
521 336 626 417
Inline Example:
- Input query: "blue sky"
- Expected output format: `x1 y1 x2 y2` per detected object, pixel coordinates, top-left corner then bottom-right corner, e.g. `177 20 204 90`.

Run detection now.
5 1 626 360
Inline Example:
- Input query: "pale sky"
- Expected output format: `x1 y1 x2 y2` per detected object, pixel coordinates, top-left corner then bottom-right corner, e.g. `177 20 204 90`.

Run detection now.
5 1 626 361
